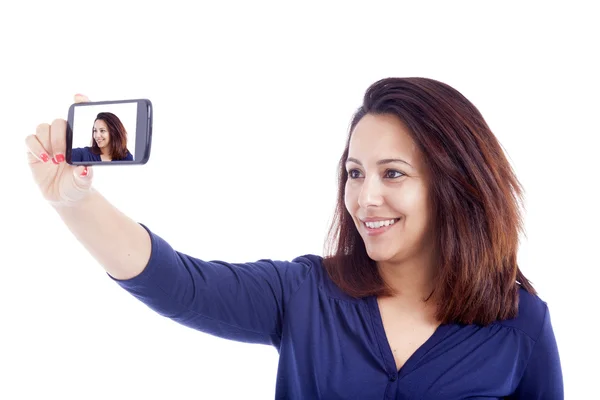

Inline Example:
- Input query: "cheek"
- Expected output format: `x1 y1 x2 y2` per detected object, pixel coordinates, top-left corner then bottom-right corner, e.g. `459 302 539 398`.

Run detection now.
343 183 356 212
409 200 432 231
391 185 429 219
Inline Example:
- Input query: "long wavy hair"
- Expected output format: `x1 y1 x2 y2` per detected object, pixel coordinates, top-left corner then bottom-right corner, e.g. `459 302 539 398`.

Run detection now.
90 112 130 160
323 77 535 326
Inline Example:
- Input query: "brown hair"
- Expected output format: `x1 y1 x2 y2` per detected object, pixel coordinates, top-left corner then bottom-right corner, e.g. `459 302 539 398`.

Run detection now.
91 112 130 160
323 77 536 326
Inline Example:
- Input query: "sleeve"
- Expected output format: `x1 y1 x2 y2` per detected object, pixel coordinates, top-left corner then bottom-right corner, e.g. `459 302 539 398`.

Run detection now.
509 303 564 399
107 224 314 347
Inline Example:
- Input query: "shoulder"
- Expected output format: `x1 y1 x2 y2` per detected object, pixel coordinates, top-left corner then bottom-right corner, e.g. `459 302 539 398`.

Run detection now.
496 286 549 340
495 288 563 396
286 254 363 303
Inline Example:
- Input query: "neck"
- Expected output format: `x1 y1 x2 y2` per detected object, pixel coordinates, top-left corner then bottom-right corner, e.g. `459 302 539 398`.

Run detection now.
377 247 438 304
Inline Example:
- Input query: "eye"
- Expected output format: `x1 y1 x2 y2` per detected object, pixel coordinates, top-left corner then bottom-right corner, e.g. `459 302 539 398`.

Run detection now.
385 169 405 179
348 169 362 179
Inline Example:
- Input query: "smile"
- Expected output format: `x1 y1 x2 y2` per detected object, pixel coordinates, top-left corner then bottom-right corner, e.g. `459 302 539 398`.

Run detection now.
364 218 399 229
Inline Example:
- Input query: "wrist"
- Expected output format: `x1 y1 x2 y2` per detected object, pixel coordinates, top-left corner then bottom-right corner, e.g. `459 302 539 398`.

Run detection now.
50 188 98 211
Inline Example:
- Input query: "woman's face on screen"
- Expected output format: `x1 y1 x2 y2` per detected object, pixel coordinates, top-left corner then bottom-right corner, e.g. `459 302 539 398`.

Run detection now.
93 119 111 149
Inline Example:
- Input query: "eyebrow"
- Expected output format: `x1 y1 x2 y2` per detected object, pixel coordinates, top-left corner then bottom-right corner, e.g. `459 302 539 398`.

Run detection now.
346 157 412 168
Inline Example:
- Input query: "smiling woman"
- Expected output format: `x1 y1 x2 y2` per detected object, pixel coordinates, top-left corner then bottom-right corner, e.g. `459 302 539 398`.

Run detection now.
26 78 563 399
321 79 564 387
325 78 533 323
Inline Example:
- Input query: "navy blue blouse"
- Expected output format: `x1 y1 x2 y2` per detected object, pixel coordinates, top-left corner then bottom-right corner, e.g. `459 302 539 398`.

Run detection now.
71 146 133 162
109 224 563 399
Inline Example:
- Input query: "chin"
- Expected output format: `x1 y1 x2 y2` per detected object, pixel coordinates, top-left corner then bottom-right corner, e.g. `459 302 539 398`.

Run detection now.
364 246 398 263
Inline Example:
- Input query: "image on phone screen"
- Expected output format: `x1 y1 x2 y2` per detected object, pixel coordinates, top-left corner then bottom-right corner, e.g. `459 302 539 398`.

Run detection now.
70 102 137 163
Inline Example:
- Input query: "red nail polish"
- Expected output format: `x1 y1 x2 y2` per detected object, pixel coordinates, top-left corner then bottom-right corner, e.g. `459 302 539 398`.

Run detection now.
55 154 65 163
51 157 59 164
80 167 88 177
40 153 50 162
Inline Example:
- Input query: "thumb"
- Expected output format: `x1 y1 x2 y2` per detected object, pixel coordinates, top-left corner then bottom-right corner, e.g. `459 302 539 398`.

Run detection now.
73 165 93 187
74 93 91 103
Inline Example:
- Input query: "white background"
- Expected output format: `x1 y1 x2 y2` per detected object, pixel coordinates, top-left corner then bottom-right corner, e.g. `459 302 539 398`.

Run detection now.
73 102 138 159
1 1 598 399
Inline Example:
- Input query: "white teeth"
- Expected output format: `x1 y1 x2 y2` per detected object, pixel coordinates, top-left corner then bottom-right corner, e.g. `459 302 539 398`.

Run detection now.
365 219 397 229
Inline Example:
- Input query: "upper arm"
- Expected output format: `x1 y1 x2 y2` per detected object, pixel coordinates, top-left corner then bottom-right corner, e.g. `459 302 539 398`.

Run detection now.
509 304 564 399
109 224 314 347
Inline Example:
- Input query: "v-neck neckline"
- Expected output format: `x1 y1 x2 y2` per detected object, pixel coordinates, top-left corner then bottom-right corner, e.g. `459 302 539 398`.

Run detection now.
367 295 453 379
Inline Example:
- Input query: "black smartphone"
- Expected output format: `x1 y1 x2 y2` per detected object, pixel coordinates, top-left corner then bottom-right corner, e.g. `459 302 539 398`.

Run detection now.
66 99 152 165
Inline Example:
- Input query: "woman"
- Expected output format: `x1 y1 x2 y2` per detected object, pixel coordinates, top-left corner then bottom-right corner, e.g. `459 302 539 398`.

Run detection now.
71 112 134 162
24 78 563 399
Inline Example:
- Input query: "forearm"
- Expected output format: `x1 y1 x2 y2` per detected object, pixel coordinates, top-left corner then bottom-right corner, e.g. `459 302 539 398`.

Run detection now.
53 189 151 280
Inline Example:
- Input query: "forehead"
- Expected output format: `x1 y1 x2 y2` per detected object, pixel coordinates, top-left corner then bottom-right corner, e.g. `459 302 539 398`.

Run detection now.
348 114 420 162
94 119 108 128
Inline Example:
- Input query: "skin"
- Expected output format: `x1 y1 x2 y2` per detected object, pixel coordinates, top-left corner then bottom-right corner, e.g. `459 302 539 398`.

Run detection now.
93 119 111 158
24 94 150 280
344 113 438 304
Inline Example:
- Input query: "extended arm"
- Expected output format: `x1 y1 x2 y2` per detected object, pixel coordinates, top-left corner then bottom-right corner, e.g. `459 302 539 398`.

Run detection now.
53 189 151 281
54 189 312 345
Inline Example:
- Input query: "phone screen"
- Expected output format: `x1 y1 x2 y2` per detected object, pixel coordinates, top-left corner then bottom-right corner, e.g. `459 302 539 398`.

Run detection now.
67 99 152 165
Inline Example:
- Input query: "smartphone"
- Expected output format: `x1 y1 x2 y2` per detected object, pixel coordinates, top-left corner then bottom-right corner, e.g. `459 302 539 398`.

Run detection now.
66 99 152 165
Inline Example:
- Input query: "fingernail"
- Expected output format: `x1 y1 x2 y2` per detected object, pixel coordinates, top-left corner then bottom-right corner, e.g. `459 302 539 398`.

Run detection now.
40 152 50 162
80 167 88 177
51 157 59 164
55 154 65 163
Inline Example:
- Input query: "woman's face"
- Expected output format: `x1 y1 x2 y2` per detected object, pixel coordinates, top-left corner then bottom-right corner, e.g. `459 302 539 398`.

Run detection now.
344 113 435 265
93 119 110 149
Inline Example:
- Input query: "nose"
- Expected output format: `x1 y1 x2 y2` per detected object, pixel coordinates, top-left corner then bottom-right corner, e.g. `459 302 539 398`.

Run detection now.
357 176 384 208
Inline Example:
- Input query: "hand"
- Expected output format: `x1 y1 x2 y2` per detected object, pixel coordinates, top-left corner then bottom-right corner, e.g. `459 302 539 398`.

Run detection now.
25 94 94 206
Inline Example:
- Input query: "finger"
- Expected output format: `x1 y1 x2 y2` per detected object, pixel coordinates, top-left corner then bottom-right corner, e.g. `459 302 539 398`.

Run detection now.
49 118 67 161
34 123 52 157
25 133 51 164
74 93 90 103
